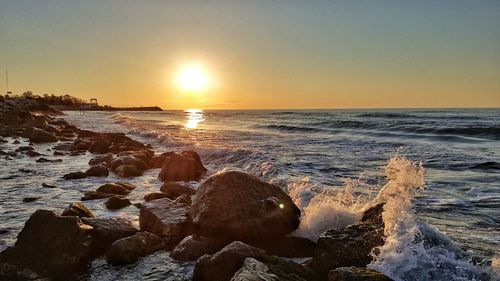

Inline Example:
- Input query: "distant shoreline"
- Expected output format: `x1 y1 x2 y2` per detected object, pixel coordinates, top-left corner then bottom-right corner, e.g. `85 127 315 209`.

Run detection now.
51 105 163 112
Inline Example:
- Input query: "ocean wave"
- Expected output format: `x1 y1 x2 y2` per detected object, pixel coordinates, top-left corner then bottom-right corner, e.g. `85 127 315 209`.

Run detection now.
256 124 327 133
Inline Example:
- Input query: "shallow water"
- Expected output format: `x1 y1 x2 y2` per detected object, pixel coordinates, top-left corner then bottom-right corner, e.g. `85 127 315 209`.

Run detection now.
1 109 499 280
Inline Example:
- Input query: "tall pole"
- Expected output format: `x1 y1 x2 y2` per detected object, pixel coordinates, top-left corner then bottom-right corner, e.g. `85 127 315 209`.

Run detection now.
5 68 8 95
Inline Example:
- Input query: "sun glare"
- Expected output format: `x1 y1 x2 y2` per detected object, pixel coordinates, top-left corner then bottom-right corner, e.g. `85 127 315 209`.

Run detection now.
176 64 209 92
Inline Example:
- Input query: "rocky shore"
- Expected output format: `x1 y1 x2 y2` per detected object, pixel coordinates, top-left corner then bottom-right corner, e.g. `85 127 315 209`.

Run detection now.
0 100 393 281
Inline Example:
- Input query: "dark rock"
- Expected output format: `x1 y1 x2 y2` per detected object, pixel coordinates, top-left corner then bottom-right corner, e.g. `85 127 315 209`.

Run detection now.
171 235 227 262
36 157 62 163
53 143 73 151
63 171 88 180
96 182 135 195
470 161 500 170
0 210 92 279
89 139 111 154
230 257 310 281
24 127 58 143
158 151 207 182
328 267 393 281
25 150 42 157
193 241 265 281
144 192 171 202
174 194 192 206
42 182 57 188
22 197 40 203
88 153 113 167
308 204 385 278
115 164 144 177
105 232 165 265
139 198 192 249
105 196 132 210
191 171 301 241
249 236 316 258
81 191 115 201
81 217 138 253
111 156 147 171
15 146 34 152
61 202 95 218
160 181 196 198
53 151 65 156
149 154 167 169
12 140 20 144
85 164 109 177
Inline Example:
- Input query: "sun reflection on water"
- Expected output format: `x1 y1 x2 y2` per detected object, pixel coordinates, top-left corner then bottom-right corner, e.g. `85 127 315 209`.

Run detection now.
184 109 204 129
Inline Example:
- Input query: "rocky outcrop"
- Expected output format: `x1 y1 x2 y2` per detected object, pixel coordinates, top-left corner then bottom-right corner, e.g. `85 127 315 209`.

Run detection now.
191 171 301 241
85 164 109 177
248 236 316 258
115 164 144 177
328 267 392 281
105 232 165 265
23 127 58 143
193 241 266 281
160 181 196 198
0 210 93 279
158 151 207 182
308 204 385 278
81 217 138 253
105 196 132 210
61 202 95 218
230 257 310 281
139 198 193 248
171 235 227 261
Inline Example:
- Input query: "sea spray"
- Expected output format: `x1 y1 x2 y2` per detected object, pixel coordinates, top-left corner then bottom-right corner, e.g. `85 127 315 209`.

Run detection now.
368 157 488 281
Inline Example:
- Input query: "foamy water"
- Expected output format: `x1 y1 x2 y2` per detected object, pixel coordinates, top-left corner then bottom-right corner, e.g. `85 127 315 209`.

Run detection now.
1 109 498 280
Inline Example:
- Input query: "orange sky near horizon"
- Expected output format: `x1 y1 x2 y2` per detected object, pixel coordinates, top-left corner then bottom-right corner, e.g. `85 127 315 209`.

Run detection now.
1 1 499 109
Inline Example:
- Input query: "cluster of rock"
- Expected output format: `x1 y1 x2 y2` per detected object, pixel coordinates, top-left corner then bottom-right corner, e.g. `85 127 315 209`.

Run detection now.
0 106 392 280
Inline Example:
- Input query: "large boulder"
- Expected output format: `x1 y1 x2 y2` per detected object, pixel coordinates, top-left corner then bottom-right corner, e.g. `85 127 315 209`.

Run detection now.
193 241 266 281
191 171 301 241
0 210 93 279
96 182 135 195
158 151 207 182
105 196 132 210
171 235 227 261
248 236 316 258
85 164 109 177
230 257 310 281
328 267 393 281
24 127 58 143
88 153 113 167
105 232 165 265
115 164 144 177
139 198 193 248
160 181 196 198
81 217 138 253
61 202 95 218
308 204 385 278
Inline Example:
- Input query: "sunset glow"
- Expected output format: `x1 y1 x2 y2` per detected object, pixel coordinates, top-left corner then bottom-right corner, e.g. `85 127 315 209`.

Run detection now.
176 64 209 92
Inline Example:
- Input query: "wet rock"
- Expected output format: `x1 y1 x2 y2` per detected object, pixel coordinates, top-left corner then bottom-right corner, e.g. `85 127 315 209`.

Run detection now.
191 171 301 241
149 154 167 169
81 191 115 201
63 171 87 180
25 150 42 157
0 210 93 279
42 182 57 188
53 143 73 151
193 241 266 281
174 194 192 206
88 153 113 167
115 164 144 177
89 139 111 154
139 198 193 249
160 181 196 198
470 161 500 170
36 157 62 163
24 127 58 143
22 197 40 203
328 267 392 281
230 258 279 281
15 146 34 152
171 234 227 262
230 257 310 281
308 204 385 278
158 151 207 182
61 202 95 218
144 192 171 202
85 164 109 177
0 137 7 143
105 232 165 265
53 151 65 156
12 139 20 144
111 156 147 171
249 236 316 258
81 217 138 253
105 196 132 210
96 182 135 195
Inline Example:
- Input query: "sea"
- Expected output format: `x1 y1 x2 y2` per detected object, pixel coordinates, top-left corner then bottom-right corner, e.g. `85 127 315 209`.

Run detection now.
0 109 499 281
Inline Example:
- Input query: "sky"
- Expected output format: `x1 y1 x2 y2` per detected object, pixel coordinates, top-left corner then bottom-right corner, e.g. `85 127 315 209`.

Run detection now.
1 0 499 109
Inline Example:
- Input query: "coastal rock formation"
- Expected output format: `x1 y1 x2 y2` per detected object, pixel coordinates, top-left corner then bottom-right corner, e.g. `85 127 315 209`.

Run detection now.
88 153 113 167
96 182 135 195
248 236 316 258
0 210 93 279
308 204 385 277
61 202 95 218
160 181 196 198
191 171 301 241
144 192 171 202
230 258 280 281
23 127 58 143
139 198 193 248
115 164 144 177
328 267 393 281
63 171 88 179
105 232 165 265
230 257 310 281
171 234 227 261
193 241 266 281
85 164 109 177
81 217 138 252
105 196 132 210
158 151 207 182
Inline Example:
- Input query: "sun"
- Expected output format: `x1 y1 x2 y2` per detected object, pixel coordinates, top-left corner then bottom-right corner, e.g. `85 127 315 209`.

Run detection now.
176 64 209 92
